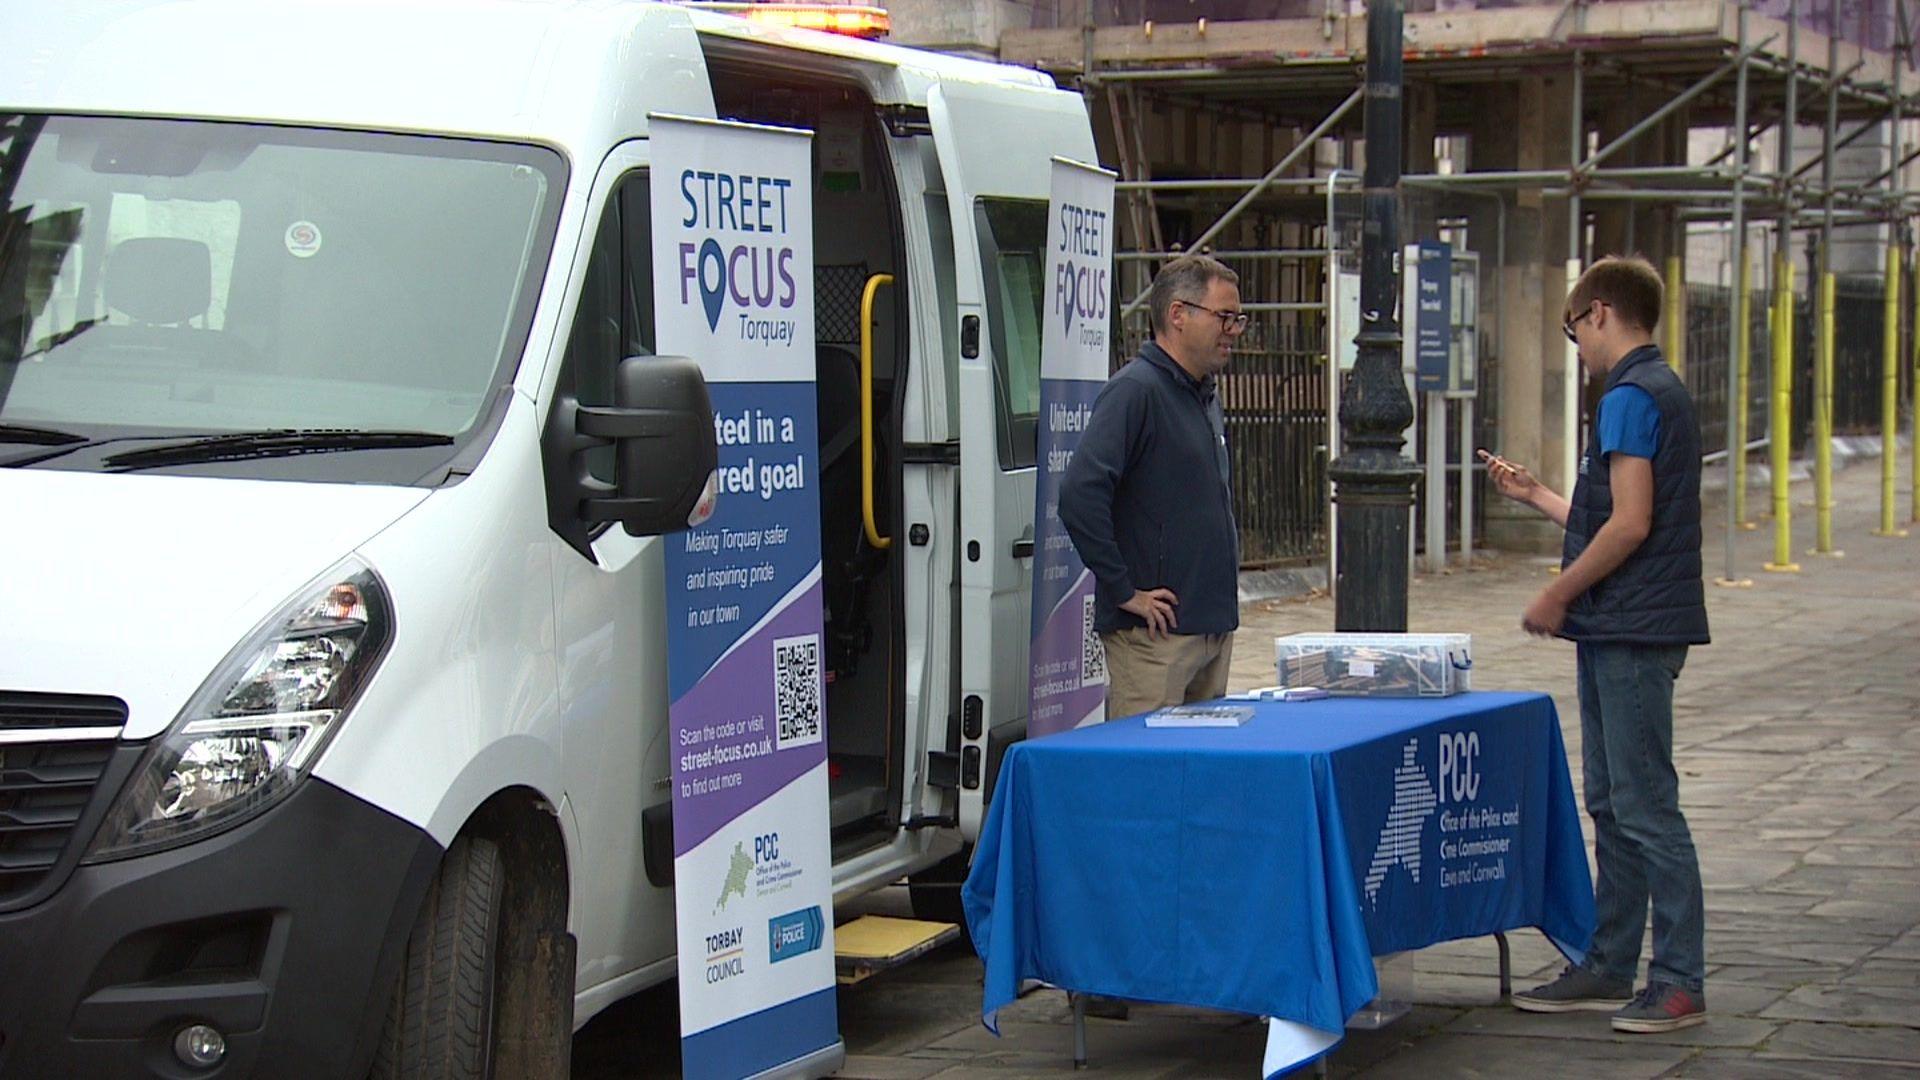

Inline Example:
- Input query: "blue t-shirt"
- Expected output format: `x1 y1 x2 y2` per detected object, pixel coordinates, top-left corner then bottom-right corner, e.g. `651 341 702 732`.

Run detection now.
1596 384 1660 462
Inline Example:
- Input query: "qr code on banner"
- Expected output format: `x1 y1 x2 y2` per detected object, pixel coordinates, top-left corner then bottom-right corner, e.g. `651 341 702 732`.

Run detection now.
1079 593 1107 688
773 634 823 749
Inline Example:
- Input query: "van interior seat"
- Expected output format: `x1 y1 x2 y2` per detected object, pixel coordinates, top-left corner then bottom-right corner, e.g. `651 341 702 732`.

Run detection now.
93 236 249 370
106 237 213 326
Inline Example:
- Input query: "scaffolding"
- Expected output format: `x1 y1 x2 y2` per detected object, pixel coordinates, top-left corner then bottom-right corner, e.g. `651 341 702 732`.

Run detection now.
1002 0 1920 574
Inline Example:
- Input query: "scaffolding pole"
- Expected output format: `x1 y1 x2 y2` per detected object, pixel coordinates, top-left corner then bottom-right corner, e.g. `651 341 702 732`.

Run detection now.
1118 86 1363 319
1765 0 1800 573
1579 34 1777 174
1767 248 1799 569
1813 15 1840 557
1066 1 1920 573
1879 237 1905 537
1720 1 1752 586
1908 3 1920 524
1878 16 1909 539
1665 254 1686 375
1565 42 1584 507
1791 113 1884 181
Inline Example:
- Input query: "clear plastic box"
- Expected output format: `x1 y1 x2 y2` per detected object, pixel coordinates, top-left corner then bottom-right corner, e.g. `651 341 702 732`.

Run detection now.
1274 632 1473 697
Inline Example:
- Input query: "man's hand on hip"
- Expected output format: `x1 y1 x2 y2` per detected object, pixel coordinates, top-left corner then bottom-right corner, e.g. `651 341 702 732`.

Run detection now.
1120 588 1179 639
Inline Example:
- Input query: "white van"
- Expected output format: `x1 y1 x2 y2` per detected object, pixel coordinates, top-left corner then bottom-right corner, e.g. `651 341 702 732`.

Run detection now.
0 1 1096 1075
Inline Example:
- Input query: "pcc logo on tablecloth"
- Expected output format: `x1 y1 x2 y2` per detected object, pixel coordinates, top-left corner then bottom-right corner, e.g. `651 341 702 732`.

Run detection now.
1364 739 1437 906
1364 731 1518 908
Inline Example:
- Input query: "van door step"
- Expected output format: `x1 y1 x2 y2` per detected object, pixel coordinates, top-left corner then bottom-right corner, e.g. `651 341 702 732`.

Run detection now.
833 915 961 985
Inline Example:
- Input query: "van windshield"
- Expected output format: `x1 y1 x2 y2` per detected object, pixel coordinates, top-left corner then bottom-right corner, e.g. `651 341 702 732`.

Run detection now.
0 114 563 479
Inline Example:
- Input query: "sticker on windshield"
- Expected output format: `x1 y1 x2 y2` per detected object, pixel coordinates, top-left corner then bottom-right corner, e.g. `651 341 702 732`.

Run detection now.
285 221 323 258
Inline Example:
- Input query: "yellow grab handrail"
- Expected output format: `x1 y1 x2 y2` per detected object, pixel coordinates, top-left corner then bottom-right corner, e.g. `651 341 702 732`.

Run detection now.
861 273 894 550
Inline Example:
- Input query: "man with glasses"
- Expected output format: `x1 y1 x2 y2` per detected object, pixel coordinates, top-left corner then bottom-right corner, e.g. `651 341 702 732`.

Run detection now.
1060 254 1246 733
1483 255 1710 1033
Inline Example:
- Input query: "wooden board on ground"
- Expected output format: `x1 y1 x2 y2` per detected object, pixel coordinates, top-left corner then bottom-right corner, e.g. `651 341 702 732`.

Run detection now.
834 915 960 986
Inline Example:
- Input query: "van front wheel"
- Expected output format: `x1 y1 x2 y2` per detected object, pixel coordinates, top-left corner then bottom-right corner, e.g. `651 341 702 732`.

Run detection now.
372 836 506 1080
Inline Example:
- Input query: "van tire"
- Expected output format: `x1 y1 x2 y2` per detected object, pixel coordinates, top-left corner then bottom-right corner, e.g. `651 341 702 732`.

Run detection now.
907 847 973 951
372 836 506 1080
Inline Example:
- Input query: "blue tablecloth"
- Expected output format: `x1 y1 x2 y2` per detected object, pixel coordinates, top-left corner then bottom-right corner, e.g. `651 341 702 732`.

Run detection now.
962 691 1594 1069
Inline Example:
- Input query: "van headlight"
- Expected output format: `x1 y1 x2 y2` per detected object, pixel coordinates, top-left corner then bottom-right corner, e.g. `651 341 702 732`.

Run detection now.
86 559 393 862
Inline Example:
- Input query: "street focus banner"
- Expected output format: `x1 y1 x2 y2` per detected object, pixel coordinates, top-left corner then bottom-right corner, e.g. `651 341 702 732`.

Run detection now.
1029 158 1117 739
651 114 838 1080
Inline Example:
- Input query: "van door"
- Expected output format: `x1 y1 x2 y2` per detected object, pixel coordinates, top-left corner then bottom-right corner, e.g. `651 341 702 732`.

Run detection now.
926 81 1096 836
542 140 683 1001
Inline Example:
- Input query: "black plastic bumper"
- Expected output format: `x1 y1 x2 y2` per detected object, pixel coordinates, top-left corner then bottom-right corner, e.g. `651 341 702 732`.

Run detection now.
0 776 442 1079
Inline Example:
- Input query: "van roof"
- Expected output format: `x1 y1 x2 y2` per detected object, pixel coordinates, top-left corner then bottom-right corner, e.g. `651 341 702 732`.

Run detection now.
0 0 1056 159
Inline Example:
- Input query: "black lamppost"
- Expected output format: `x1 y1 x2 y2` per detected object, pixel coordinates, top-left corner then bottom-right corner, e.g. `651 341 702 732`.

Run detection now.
1330 0 1418 631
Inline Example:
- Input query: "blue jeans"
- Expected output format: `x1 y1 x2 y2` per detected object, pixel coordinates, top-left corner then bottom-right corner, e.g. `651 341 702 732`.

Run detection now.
1576 642 1706 993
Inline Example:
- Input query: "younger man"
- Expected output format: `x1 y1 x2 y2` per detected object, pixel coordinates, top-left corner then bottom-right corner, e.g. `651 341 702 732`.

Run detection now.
1486 256 1710 1032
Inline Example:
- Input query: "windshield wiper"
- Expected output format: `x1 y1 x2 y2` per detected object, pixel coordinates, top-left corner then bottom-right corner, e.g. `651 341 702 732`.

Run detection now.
0 423 87 446
17 318 104 360
102 429 454 471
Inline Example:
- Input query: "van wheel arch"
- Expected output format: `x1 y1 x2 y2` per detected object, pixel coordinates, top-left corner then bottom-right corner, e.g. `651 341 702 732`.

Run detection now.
373 789 574 1080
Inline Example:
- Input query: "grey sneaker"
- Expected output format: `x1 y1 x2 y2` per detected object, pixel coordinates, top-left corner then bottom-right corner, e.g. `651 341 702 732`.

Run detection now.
1611 982 1706 1033
1511 964 1634 1013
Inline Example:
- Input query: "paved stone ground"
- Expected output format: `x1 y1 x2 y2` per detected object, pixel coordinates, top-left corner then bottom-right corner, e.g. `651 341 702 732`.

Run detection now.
574 457 1919 1078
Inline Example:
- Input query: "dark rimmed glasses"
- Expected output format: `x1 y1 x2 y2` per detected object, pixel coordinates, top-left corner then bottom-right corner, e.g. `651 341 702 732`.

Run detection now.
1563 303 1600 343
1177 299 1251 332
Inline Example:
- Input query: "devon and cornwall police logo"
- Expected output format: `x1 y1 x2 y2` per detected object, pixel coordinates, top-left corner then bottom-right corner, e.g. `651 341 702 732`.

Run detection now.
1364 738 1438 907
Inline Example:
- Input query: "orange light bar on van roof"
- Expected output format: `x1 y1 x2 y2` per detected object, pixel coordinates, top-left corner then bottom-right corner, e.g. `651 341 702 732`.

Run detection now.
681 3 890 39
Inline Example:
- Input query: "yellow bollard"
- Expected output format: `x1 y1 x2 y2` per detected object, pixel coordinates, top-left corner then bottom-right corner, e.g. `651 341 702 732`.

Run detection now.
1765 254 1799 572
1877 240 1907 537
1664 254 1686 376
1813 270 1839 555
1735 257 1755 528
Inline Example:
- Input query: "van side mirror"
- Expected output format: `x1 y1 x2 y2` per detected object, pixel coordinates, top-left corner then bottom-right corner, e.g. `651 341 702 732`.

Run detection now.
577 355 718 537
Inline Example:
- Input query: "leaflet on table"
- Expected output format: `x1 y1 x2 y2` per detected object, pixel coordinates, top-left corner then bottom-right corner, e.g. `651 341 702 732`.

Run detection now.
1144 704 1254 728
1225 685 1330 703
651 113 839 1080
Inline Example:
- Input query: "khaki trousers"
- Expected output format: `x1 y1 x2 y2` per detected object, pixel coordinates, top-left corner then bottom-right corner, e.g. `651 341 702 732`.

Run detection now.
1099 629 1235 721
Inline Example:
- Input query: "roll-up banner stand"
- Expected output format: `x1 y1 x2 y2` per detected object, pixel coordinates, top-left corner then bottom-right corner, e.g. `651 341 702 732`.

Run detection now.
650 113 841 1080
1028 158 1118 740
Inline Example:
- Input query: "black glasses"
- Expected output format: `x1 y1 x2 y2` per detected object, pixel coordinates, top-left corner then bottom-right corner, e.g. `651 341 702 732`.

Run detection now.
1177 299 1251 332
1563 304 1599 343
